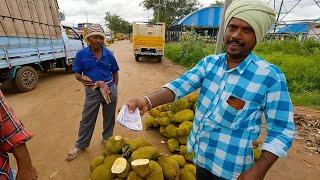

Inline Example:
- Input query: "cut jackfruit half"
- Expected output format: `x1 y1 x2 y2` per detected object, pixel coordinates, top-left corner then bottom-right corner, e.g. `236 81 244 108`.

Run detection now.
111 157 127 174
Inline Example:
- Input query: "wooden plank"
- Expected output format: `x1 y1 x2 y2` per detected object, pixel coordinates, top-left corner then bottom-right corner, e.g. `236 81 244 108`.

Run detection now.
5 0 20 19
28 0 44 38
49 0 60 27
0 20 6 36
2 17 16 36
43 0 54 26
0 0 10 16
42 24 50 38
17 0 36 38
34 0 48 26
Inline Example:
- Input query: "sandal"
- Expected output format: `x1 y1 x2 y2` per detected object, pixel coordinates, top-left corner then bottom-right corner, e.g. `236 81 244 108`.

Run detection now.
66 148 84 161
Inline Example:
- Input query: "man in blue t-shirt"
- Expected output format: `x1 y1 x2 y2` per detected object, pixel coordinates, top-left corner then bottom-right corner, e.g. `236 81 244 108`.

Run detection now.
66 26 119 161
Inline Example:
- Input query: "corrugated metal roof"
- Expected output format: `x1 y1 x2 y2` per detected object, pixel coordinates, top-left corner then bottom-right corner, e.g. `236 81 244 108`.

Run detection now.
277 23 309 34
169 5 223 28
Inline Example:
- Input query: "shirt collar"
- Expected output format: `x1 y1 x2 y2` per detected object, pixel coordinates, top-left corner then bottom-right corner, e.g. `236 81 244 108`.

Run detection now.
224 52 254 74
88 46 108 58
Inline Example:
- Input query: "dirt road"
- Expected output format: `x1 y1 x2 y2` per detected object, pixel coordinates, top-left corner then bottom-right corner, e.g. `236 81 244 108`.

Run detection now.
4 40 320 179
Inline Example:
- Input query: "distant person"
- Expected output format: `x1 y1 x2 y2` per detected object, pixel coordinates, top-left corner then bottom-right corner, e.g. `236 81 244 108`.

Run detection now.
0 90 37 180
66 26 119 161
127 0 295 179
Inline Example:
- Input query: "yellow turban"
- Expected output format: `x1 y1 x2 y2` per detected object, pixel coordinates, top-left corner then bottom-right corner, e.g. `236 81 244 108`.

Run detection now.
225 0 276 42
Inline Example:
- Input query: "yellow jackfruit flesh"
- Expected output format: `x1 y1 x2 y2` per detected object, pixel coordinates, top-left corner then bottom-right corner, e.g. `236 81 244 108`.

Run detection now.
106 136 125 154
169 155 185 168
90 156 105 172
157 156 180 180
131 159 150 178
146 160 164 180
131 146 160 161
165 124 178 138
159 117 170 126
127 137 151 152
111 158 130 178
167 138 180 152
183 164 196 176
145 116 154 129
127 171 144 180
149 108 161 117
173 109 194 123
176 121 193 136
179 136 188 145
171 98 189 113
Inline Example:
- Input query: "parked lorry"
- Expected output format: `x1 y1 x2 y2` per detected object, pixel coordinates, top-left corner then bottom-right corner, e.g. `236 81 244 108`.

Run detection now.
0 0 83 92
132 22 165 62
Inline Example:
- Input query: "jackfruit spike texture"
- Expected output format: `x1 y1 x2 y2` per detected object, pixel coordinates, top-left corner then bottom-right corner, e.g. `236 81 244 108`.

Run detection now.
90 164 113 180
158 103 171 112
104 154 121 164
127 137 151 152
149 108 161 117
180 168 196 180
187 92 199 103
131 159 150 178
171 98 189 113
111 158 130 178
183 164 196 176
179 145 194 162
165 124 178 138
90 156 105 172
192 102 197 111
157 156 180 180
173 109 194 123
146 160 164 180
145 116 154 129
159 111 168 117
106 136 125 154
152 117 161 128
159 126 167 136
177 121 193 137
167 138 180 153
127 171 144 180
130 146 160 161
102 147 113 157
179 136 188 145
169 155 185 168
167 111 175 120
159 117 170 127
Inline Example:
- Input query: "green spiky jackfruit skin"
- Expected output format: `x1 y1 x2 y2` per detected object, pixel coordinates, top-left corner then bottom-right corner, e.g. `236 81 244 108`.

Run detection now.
127 171 144 180
179 136 188 145
127 137 151 152
130 146 160 161
187 92 199 103
159 103 171 112
159 111 168 117
179 145 194 162
173 109 194 123
153 118 161 128
102 147 113 157
106 136 125 154
165 124 178 138
90 164 113 180
132 163 150 178
192 102 197 111
159 126 167 136
145 116 154 129
167 138 180 153
146 161 164 180
183 164 196 176
169 155 185 168
176 121 193 136
103 155 121 164
159 117 170 126
157 156 180 180
167 111 175 120
149 108 161 117
117 161 130 178
90 156 105 172
171 99 189 113
180 168 196 180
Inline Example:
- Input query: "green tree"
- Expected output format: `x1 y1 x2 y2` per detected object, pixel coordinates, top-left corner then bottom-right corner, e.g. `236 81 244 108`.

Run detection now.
104 12 132 34
141 0 199 26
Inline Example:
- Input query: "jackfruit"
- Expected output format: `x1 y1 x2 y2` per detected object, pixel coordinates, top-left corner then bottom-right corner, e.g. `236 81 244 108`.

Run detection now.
106 136 125 154
90 156 105 172
153 117 161 127
102 147 113 157
169 155 185 168
111 158 130 178
90 164 113 180
159 126 167 136
180 168 195 180
183 164 196 176
159 103 171 112
145 116 154 129
159 111 169 117
253 148 262 160
187 92 198 103
149 108 161 117
179 136 188 145
159 117 170 126
127 171 144 180
104 154 121 164
157 156 180 180
165 124 178 138
127 137 151 152
180 145 194 162
167 138 180 152
131 159 150 178
171 98 189 113
167 111 175 120
146 160 164 180
131 146 160 161
176 121 193 136
173 109 194 123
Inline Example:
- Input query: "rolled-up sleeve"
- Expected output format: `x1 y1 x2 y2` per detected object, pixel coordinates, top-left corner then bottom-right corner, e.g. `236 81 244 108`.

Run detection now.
262 69 295 157
0 91 33 153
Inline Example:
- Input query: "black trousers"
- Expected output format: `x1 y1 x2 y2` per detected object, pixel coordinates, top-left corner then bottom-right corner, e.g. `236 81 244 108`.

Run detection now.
196 165 228 180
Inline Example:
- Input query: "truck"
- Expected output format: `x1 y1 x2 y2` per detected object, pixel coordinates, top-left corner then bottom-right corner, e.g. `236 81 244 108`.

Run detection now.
0 0 83 92
132 22 165 63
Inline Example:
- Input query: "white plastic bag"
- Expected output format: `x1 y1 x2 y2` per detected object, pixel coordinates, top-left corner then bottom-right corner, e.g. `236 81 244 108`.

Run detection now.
116 105 143 131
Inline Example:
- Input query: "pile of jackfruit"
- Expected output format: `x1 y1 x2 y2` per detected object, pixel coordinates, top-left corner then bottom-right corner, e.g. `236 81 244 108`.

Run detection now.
144 92 199 162
89 136 196 180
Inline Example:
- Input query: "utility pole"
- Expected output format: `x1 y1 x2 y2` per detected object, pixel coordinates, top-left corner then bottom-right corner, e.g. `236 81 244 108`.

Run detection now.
215 0 232 54
272 0 284 38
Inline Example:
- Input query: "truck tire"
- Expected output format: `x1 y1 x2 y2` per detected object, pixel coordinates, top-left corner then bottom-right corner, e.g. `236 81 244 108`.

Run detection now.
13 66 38 92
157 55 162 63
135 55 140 62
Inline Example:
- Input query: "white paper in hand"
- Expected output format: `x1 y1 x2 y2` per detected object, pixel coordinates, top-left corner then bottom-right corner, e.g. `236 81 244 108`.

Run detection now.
116 105 143 131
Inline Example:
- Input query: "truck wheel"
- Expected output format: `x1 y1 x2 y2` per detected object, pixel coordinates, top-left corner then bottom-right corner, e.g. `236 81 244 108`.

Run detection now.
13 66 38 92
157 56 162 63
135 55 140 62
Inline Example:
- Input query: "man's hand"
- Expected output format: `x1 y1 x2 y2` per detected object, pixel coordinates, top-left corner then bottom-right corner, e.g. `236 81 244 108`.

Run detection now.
16 165 37 180
12 144 38 180
237 167 263 180
127 97 149 116
81 76 93 86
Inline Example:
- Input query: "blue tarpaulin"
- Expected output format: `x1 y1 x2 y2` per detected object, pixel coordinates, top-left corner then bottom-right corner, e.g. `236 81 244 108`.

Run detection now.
276 23 309 34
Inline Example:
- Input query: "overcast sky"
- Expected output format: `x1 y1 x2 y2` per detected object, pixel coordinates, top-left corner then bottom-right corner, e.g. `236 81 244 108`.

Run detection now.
57 0 320 27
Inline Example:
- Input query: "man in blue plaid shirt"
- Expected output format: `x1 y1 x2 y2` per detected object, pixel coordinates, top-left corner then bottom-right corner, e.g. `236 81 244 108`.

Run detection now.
128 0 295 179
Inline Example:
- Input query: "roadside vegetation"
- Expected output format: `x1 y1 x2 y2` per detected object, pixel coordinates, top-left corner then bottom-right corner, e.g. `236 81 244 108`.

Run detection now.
165 31 320 107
